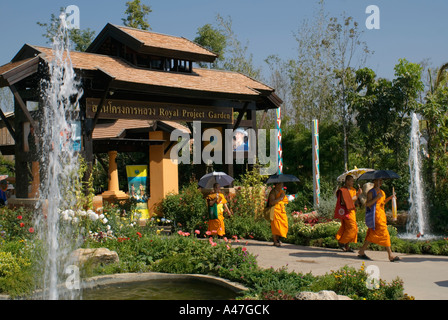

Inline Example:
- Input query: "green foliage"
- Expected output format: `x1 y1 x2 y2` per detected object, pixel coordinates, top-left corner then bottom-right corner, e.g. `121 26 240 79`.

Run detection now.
311 264 405 300
158 182 207 233
0 155 14 176
194 24 227 68
122 0 152 30
195 14 261 79
0 207 35 242
36 7 96 52
231 167 267 219
225 216 272 241
0 241 34 298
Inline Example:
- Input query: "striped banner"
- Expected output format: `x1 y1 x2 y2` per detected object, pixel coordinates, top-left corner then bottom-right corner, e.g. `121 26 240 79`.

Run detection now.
312 119 320 208
277 107 283 174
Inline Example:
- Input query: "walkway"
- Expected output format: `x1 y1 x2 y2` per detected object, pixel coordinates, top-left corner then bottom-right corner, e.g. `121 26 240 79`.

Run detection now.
232 239 448 300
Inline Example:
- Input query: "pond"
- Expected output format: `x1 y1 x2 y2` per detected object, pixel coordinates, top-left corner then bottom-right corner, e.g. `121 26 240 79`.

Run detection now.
82 278 240 300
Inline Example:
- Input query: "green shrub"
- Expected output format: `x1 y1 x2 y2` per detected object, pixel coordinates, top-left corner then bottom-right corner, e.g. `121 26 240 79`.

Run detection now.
0 241 34 298
158 182 207 233
225 216 272 241
231 167 267 219
0 207 36 242
310 264 405 300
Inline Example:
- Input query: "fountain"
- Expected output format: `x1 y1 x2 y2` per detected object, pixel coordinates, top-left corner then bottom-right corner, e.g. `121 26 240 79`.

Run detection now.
33 12 84 300
400 112 439 240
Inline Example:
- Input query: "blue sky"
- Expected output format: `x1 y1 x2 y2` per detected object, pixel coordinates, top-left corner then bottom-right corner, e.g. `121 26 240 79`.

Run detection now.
0 0 448 81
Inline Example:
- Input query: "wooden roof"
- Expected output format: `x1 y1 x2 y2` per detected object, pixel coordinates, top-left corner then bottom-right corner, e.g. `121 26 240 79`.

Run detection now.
29 45 279 106
1 23 282 109
87 23 218 63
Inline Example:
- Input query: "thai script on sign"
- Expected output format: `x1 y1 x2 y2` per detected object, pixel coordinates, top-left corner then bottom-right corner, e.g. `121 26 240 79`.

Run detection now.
86 98 233 124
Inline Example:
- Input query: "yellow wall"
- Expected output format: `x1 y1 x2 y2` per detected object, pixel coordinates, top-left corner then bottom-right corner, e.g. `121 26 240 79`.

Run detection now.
147 131 179 216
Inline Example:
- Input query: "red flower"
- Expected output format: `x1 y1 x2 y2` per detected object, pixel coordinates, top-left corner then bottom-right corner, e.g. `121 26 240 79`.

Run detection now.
28 227 34 233
17 215 23 220
136 232 142 238
19 223 25 227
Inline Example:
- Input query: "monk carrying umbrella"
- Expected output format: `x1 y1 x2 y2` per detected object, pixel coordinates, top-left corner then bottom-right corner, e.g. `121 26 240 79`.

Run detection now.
334 175 362 252
357 170 400 262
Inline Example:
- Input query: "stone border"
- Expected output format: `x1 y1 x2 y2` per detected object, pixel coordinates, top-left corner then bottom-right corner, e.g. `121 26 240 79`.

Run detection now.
83 272 249 294
0 272 248 300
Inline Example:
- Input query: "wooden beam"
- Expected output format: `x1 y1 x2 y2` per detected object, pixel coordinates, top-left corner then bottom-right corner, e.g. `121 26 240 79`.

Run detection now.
9 84 37 131
90 70 115 136
0 108 16 141
233 102 249 130
258 107 269 129
164 141 175 155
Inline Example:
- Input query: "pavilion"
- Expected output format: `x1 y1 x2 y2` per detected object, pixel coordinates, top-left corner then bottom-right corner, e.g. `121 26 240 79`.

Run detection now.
0 23 282 217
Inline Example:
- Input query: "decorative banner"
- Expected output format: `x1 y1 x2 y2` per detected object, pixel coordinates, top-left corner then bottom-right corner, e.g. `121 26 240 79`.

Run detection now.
312 119 320 208
276 107 283 174
126 165 149 220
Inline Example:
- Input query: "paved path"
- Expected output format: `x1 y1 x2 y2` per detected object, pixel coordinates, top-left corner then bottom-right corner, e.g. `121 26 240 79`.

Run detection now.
232 239 448 300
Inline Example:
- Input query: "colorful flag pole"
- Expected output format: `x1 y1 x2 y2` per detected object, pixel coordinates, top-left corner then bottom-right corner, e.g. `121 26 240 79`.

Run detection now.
276 107 283 174
312 119 320 208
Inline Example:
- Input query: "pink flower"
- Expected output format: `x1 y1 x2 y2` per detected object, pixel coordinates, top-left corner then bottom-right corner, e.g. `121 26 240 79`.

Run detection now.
205 231 211 236
184 232 190 237
177 230 184 236
226 245 231 250
211 242 217 247
195 230 200 235
242 247 247 252
223 237 228 242
28 227 35 233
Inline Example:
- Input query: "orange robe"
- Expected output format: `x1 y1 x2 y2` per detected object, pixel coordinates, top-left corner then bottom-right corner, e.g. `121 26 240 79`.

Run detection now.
271 190 289 238
365 190 391 247
207 193 227 236
335 187 358 244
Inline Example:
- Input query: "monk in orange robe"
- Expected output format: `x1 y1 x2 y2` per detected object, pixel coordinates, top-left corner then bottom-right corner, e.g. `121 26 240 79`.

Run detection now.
335 175 362 252
358 178 400 262
268 182 289 247
206 183 231 237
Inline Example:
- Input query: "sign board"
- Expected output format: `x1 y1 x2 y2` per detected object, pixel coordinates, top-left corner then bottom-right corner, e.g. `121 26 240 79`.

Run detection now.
86 98 233 124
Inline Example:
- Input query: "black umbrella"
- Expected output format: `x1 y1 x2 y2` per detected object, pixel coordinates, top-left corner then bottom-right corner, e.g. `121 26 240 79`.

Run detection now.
198 172 234 188
266 174 300 184
357 170 400 180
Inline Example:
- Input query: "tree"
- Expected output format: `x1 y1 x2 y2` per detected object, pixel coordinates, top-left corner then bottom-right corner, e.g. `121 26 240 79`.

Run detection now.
122 0 152 30
350 59 424 199
194 14 262 80
327 14 372 171
37 8 96 52
288 1 336 126
419 62 448 191
193 24 227 68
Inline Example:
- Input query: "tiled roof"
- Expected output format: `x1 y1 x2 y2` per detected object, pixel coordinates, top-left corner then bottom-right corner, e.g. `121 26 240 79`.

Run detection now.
92 119 189 139
92 119 155 139
0 58 34 75
32 46 274 97
116 25 217 60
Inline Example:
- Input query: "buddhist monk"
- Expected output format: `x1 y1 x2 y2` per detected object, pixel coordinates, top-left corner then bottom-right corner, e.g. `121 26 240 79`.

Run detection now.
268 182 289 247
206 183 231 237
335 175 362 252
358 178 400 262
